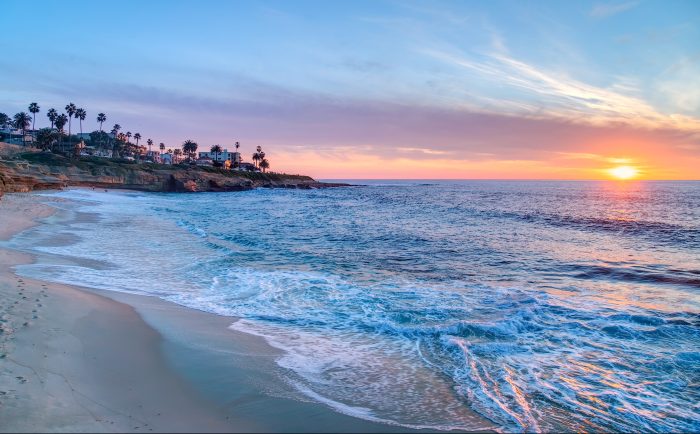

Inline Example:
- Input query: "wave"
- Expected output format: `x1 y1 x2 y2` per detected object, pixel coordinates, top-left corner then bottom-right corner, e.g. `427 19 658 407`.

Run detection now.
558 263 700 289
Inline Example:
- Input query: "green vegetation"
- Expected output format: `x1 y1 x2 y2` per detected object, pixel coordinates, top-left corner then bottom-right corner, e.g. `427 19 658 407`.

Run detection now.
14 151 312 182
4 99 285 176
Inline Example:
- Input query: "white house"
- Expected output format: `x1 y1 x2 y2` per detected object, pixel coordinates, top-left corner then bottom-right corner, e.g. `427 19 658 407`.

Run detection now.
197 149 241 164
146 150 162 163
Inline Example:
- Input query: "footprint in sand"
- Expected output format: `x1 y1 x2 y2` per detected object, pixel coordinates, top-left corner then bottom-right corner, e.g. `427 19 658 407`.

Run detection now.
15 376 27 384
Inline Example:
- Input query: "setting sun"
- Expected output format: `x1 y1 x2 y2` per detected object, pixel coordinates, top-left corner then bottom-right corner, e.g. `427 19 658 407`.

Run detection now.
609 166 639 180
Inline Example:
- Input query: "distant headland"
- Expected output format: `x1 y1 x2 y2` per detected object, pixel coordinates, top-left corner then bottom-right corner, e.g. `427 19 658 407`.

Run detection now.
0 102 348 195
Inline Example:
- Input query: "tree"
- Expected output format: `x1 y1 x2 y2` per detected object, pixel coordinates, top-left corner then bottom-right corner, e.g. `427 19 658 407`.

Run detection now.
111 124 121 156
35 128 59 151
182 140 198 161
13 112 32 146
0 113 9 129
96 113 107 150
134 132 141 146
0 113 9 140
147 138 153 153
47 108 57 129
159 142 165 153
234 141 241 168
259 158 270 173
89 130 110 153
65 103 76 148
210 144 222 163
75 108 87 138
97 113 107 133
55 114 68 153
252 151 260 168
28 103 40 137
252 145 265 169
173 148 183 164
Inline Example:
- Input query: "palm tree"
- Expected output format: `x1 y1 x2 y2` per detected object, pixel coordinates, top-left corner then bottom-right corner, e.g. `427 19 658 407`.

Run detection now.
173 148 183 164
96 113 107 150
252 145 265 169
259 158 270 173
252 152 260 168
159 142 165 153
126 131 132 144
182 140 198 162
97 113 107 133
75 108 86 137
110 124 121 156
0 113 9 134
13 112 32 146
134 132 141 146
210 144 222 163
55 114 68 153
47 108 57 129
65 103 76 148
28 103 40 137
233 141 241 168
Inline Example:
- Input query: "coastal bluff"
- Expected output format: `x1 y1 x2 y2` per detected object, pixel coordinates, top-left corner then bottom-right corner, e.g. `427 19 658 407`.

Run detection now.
0 149 346 195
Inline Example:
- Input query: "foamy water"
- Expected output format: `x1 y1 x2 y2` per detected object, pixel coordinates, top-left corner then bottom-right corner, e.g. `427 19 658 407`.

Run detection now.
8 181 700 432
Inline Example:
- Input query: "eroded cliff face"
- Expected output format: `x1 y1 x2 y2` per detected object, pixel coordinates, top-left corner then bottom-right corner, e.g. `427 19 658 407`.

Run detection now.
0 152 343 196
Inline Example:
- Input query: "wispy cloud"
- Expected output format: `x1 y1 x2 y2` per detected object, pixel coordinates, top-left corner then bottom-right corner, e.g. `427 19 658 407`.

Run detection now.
422 48 700 134
590 1 639 18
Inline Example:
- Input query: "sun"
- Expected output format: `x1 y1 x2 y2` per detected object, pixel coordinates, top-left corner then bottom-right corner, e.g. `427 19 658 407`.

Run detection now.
608 166 639 180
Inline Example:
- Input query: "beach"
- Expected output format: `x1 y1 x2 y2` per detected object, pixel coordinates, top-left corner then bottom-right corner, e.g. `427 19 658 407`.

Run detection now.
0 192 468 433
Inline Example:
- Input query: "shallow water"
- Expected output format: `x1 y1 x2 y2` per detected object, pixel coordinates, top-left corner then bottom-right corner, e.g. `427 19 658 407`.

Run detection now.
10 181 700 432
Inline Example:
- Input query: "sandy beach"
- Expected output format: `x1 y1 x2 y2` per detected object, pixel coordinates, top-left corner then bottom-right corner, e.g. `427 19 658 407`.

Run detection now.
0 191 476 433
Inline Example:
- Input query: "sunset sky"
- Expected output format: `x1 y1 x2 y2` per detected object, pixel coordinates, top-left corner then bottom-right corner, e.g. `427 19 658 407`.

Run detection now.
3 0 699 179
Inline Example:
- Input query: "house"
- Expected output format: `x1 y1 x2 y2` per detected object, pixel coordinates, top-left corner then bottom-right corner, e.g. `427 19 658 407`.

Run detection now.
94 148 113 158
197 149 241 164
160 153 173 164
196 156 214 166
145 150 162 163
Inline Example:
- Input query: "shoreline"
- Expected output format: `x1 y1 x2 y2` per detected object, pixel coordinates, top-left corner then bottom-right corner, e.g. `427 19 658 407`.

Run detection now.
0 191 474 433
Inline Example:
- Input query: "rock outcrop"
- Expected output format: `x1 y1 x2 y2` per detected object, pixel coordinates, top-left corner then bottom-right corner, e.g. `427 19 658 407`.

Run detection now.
0 152 347 196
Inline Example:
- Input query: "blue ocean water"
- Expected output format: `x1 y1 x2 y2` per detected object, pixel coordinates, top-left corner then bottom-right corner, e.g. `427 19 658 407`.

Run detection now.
12 181 700 432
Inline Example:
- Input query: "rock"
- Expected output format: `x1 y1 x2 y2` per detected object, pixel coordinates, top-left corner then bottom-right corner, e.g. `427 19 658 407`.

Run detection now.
0 151 350 195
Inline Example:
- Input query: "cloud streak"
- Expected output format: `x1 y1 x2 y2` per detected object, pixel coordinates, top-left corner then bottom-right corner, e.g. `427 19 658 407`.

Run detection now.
590 1 639 18
423 48 700 134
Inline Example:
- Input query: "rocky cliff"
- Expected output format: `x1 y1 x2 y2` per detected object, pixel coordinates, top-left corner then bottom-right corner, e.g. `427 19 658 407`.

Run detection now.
0 152 346 196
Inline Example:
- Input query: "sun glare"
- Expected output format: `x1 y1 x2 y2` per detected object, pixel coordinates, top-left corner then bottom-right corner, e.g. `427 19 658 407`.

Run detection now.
609 166 638 180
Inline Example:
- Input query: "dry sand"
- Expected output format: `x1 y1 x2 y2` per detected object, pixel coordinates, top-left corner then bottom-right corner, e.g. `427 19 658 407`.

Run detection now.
0 192 471 433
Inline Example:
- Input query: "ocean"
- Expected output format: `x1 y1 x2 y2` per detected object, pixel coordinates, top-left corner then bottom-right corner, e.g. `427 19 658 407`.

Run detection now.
9 181 700 432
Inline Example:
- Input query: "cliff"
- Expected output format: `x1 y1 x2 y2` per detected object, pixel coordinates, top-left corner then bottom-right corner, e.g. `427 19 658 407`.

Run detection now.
0 151 346 196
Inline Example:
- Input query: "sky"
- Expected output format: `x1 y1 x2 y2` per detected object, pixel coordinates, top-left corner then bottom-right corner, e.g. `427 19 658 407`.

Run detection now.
2 0 700 179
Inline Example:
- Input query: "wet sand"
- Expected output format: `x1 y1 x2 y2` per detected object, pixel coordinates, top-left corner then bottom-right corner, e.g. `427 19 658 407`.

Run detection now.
1 192 488 432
